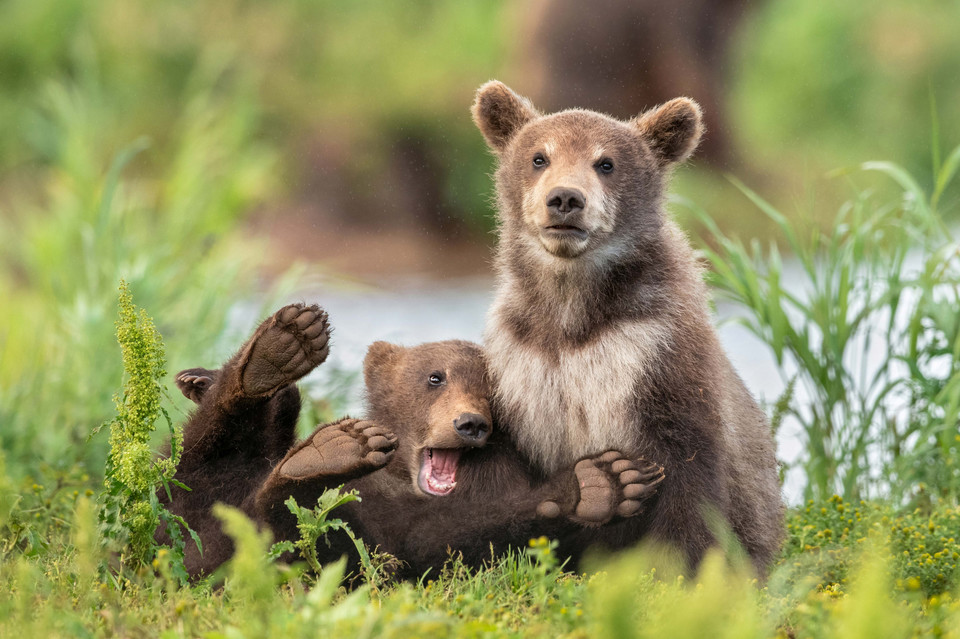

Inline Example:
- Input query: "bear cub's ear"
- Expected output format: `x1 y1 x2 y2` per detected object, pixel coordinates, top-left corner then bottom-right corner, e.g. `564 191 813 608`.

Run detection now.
363 341 402 387
472 81 539 154
632 98 704 167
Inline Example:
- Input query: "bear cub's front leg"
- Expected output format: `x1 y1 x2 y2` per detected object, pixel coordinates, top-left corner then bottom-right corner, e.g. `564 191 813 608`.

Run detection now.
538 451 665 526
278 418 397 479
227 303 332 399
256 418 398 512
174 303 331 462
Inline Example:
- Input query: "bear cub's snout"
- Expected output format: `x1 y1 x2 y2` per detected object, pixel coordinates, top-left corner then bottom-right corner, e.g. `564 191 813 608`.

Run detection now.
546 187 585 216
453 412 491 446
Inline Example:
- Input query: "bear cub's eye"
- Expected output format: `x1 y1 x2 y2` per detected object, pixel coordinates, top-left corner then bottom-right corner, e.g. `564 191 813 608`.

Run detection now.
427 372 445 386
597 159 614 174
532 153 547 168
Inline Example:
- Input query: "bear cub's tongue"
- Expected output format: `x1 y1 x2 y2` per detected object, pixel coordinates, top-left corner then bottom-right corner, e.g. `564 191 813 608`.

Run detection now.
419 448 462 496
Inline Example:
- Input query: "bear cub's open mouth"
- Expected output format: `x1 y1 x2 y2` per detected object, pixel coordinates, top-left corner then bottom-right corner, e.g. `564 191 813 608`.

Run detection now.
418 448 462 496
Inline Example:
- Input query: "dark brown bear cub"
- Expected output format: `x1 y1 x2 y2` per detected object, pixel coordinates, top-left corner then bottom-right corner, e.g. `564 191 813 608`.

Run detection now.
163 304 663 579
256 339 660 578
157 303 332 576
472 81 784 574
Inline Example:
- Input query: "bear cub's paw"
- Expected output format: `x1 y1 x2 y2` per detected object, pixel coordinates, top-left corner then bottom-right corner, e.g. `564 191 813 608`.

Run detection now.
572 451 665 525
538 451 665 526
175 367 219 404
278 418 398 480
239 303 331 397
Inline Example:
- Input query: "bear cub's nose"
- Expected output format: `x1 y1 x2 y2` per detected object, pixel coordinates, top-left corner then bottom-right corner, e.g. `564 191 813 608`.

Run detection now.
546 187 585 216
453 412 491 446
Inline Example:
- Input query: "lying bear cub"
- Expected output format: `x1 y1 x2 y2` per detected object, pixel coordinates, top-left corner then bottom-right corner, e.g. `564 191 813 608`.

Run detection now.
159 303 664 579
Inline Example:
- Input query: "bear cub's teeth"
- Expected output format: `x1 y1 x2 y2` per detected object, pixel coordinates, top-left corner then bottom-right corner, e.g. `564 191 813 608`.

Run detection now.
419 448 462 496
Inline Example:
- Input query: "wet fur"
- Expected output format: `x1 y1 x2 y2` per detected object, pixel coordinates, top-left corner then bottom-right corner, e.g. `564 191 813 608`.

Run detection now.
474 81 784 574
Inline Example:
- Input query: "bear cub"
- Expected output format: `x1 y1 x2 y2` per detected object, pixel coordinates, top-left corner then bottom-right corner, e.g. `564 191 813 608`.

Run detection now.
472 81 784 574
162 304 663 579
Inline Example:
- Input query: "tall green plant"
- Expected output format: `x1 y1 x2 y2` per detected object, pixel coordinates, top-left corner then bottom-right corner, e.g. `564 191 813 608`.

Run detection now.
97 281 196 583
684 146 960 502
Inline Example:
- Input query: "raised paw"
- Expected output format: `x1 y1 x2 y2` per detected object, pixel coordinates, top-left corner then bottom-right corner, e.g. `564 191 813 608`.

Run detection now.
277 418 397 480
238 303 331 397
175 367 219 404
538 451 664 526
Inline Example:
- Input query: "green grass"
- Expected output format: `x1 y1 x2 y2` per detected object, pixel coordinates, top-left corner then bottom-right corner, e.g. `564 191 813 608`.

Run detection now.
3 92 960 638
679 147 960 504
0 66 348 483
0 0 514 234
3 475 960 637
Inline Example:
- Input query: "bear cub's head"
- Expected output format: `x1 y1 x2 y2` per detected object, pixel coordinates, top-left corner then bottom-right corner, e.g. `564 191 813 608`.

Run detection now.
472 81 703 262
363 340 491 497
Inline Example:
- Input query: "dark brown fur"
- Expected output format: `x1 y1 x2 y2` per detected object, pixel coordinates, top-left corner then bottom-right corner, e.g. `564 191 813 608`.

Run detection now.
156 304 331 575
472 81 784 574
161 306 662 579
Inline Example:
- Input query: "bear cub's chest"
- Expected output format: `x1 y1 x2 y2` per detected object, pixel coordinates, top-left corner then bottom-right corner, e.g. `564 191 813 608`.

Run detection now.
486 318 667 472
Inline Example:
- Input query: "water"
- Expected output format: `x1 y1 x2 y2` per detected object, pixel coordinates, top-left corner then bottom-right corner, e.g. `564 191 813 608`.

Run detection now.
295 275 807 502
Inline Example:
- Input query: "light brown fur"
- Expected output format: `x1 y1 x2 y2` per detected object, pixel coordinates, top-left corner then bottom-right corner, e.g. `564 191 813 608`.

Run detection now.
472 81 784 574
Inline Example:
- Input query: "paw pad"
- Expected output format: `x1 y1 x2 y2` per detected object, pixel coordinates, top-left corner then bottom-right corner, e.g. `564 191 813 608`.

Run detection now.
572 452 664 525
278 418 397 480
240 303 331 397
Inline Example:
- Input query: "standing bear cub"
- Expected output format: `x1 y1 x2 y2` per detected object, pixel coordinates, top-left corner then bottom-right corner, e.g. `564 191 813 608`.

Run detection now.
472 81 784 574
162 303 663 579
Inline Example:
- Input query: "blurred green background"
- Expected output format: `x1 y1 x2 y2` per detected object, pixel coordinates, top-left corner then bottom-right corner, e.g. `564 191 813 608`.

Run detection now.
3 0 958 254
1 0 959 482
